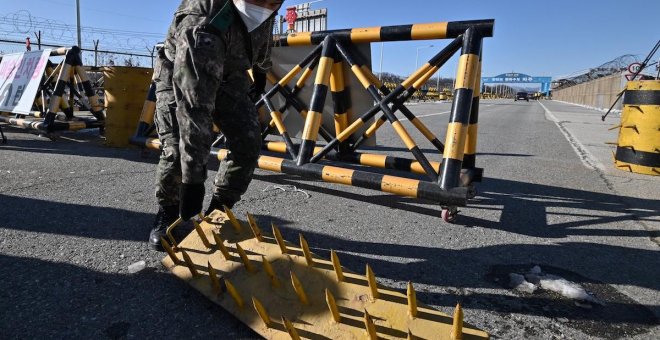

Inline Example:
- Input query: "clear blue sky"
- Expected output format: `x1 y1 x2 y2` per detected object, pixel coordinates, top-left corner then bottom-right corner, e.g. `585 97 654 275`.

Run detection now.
0 0 658 79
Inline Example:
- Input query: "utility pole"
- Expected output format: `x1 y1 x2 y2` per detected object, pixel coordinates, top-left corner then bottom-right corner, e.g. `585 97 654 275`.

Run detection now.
76 0 82 48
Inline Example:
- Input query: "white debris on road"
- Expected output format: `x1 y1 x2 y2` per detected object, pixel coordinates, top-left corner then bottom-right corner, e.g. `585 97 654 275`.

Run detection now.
509 273 537 293
128 260 146 274
509 266 604 305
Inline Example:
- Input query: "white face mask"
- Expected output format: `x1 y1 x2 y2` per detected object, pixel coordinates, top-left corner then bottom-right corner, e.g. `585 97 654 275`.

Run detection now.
233 0 275 32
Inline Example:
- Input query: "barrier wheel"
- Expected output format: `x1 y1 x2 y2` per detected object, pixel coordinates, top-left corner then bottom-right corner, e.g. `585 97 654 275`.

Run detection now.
441 207 458 223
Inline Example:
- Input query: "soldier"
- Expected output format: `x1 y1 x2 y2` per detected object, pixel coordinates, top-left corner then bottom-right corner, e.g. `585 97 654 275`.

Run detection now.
149 0 284 250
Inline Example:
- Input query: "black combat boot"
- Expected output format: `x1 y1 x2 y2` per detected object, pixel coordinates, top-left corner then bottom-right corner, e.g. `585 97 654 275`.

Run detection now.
149 205 179 251
204 196 235 217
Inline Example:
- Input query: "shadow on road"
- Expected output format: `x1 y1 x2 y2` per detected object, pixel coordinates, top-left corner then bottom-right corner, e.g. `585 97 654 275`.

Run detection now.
0 254 257 339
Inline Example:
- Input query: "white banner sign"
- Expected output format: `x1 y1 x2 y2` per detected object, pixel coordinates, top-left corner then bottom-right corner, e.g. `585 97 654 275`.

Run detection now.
0 49 51 114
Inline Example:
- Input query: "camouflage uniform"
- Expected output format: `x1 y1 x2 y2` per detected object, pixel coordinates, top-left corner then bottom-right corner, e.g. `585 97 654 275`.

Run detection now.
153 48 181 207
155 0 273 207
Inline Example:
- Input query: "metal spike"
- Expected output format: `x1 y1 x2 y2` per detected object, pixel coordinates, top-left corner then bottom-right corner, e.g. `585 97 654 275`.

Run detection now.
366 264 379 299
224 206 242 232
211 231 231 260
166 217 183 249
181 249 199 277
364 309 378 340
408 329 414 340
281 316 300 340
252 297 272 327
160 237 179 264
271 223 288 254
407 281 418 318
325 289 341 322
299 234 314 267
262 256 280 287
290 271 309 305
235 243 255 273
225 279 244 308
193 220 212 248
451 303 463 340
247 213 264 242
331 250 344 282
207 261 222 294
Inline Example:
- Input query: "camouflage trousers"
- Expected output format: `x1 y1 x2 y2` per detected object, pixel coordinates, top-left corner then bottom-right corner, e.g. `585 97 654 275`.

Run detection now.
154 34 262 207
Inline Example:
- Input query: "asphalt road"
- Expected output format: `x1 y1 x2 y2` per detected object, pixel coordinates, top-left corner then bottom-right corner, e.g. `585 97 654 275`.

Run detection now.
0 99 658 339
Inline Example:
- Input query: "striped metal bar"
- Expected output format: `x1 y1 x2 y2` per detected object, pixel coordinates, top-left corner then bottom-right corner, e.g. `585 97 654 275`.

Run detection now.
334 40 439 181
277 55 321 114
264 140 441 175
297 36 336 165
130 136 473 205
262 69 335 143
255 44 323 110
347 52 448 153
275 20 494 46
256 154 467 205
463 42 483 170
133 81 157 138
439 28 482 190
330 57 351 151
43 49 77 127
310 36 463 163
0 115 103 131
262 95 298 159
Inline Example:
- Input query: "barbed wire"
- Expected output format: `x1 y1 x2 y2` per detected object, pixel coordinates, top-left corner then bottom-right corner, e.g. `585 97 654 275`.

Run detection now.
0 10 162 54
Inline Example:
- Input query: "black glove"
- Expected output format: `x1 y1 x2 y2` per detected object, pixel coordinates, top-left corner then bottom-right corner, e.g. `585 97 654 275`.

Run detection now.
179 183 205 220
248 71 267 103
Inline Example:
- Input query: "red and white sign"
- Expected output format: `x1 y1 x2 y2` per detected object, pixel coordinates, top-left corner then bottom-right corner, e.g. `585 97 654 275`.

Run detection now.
0 49 50 114
627 62 642 74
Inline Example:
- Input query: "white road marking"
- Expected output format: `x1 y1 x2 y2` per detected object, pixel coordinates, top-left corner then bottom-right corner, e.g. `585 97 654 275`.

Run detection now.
399 104 494 121
400 111 450 121
538 101 605 171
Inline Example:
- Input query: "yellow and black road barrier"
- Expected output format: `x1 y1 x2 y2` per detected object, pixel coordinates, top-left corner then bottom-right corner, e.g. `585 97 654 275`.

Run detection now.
131 20 494 222
0 46 105 134
613 80 660 176
159 208 490 339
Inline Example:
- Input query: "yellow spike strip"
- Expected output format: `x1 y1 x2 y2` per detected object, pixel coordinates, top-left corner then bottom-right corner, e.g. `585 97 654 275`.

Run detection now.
271 223 288 254
299 234 314 267
331 250 344 282
290 271 309 305
207 261 222 295
224 206 242 232
451 303 464 340
225 279 244 308
166 217 183 249
235 243 255 273
262 256 280 288
408 281 418 318
366 264 379 299
211 231 231 260
364 309 378 340
180 249 199 277
252 297 272 328
160 237 179 265
325 289 341 323
281 316 300 340
193 220 212 248
246 213 264 242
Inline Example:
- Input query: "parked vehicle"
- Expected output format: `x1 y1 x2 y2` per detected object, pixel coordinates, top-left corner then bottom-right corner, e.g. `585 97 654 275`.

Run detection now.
515 92 529 101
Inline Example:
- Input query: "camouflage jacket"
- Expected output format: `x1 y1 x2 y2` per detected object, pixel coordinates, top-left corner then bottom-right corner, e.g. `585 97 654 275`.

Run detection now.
164 0 274 75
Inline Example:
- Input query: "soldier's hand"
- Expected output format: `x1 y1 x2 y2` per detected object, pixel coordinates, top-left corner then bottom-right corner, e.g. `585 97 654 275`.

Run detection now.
179 183 205 220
